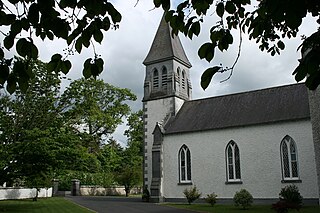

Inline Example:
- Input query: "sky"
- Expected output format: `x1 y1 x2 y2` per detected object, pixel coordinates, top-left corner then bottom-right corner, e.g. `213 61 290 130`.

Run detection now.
2 0 319 146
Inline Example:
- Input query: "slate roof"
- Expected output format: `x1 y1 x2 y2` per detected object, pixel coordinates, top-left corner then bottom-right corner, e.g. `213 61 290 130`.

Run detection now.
164 83 310 134
143 14 192 68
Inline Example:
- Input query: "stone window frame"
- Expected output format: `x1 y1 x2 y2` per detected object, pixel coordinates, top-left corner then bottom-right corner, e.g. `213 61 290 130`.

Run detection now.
178 144 192 184
280 135 301 182
225 140 242 184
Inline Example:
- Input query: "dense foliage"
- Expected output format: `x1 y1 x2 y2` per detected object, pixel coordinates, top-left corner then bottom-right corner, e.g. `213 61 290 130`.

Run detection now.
1 1 319 94
154 0 320 90
0 59 142 199
279 185 303 205
183 186 202 204
233 188 253 209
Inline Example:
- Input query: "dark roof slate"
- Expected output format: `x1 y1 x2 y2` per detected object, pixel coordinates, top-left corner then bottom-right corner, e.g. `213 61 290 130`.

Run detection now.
143 14 192 68
164 83 310 134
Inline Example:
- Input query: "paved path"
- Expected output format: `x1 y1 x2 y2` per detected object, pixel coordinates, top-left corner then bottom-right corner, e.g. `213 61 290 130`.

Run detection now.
66 196 195 213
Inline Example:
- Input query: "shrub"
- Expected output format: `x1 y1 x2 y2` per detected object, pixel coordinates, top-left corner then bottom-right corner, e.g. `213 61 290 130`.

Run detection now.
233 189 253 209
142 187 150 202
183 186 201 204
205 192 218 206
279 185 303 205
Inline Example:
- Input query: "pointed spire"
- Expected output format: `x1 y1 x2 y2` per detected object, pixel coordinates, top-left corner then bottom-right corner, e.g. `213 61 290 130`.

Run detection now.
143 14 192 68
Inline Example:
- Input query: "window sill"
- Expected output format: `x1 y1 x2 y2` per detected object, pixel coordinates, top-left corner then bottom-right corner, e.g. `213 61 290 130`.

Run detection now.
178 182 193 185
225 181 243 185
281 179 302 183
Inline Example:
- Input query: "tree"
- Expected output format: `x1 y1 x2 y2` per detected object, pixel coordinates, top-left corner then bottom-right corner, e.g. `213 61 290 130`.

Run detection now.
0 0 122 93
59 77 136 152
0 59 63 199
124 110 144 156
116 111 144 197
154 0 320 90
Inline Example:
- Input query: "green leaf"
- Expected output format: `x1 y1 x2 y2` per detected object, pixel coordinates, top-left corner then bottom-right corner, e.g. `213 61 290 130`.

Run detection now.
28 3 39 24
51 54 62 62
102 17 110 31
277 41 285 50
75 37 83 53
0 65 9 84
61 60 72 74
200 66 221 90
154 0 161 7
16 38 28 57
6 74 16 94
216 2 225 18
191 22 201 37
198 42 215 62
293 64 306 82
2 14 16 25
83 58 92 78
225 1 236 14
47 61 57 72
93 30 103 43
0 48 4 60
4 35 14 50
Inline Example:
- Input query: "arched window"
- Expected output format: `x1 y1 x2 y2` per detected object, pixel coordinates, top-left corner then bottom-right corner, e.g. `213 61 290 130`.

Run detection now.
182 70 186 89
281 136 299 180
226 141 241 182
153 69 159 89
161 67 168 87
179 145 191 183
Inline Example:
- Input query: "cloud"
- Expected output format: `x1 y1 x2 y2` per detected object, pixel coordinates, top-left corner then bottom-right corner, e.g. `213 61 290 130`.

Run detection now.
2 1 318 146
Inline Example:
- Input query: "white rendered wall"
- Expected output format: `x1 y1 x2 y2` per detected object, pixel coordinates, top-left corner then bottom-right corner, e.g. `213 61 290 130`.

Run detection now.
0 187 52 200
144 97 185 189
162 120 319 199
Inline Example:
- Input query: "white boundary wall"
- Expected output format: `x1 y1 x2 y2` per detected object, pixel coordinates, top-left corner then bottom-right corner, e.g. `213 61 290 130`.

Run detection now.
0 187 52 200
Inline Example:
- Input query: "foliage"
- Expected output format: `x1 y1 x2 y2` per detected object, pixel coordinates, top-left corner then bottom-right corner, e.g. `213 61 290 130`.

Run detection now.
0 59 62 194
124 110 144 156
142 186 150 202
116 165 142 197
57 171 114 191
98 138 123 173
233 189 253 209
205 192 218 206
183 186 202 204
164 203 320 213
279 185 303 205
0 0 122 93
59 77 136 152
154 0 320 90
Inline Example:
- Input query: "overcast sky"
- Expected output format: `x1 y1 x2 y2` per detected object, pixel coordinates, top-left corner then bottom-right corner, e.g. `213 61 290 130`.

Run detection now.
2 1 318 146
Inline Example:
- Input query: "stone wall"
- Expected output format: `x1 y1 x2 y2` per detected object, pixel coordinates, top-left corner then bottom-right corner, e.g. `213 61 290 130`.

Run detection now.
80 186 142 196
0 187 52 200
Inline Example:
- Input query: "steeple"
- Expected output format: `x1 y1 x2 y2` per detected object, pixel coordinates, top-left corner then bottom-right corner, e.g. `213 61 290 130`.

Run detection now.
143 14 192 102
143 15 192 68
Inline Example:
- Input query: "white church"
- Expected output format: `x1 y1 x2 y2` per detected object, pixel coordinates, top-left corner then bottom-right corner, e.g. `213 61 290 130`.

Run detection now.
142 16 320 204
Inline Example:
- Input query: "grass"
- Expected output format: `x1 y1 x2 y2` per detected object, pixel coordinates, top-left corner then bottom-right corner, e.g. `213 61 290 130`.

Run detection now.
0 197 93 213
164 203 320 213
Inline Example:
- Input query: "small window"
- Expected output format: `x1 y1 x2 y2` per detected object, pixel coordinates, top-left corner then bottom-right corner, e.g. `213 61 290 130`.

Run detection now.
226 141 241 182
281 136 299 180
179 145 191 183
182 70 185 89
162 67 168 87
153 69 159 89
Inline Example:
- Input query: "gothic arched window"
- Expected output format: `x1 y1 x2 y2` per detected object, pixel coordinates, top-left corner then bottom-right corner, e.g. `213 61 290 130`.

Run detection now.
182 70 186 89
179 145 191 183
153 69 159 89
281 136 299 180
162 66 168 87
226 141 241 182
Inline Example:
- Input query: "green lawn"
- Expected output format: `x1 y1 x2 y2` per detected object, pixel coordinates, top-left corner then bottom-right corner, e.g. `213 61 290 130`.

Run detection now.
0 197 93 213
164 203 320 213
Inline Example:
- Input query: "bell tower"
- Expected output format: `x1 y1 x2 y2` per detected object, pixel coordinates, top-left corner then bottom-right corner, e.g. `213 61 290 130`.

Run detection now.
142 14 192 202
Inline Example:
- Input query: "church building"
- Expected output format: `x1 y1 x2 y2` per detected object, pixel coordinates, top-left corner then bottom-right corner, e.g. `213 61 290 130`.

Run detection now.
142 15 320 204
